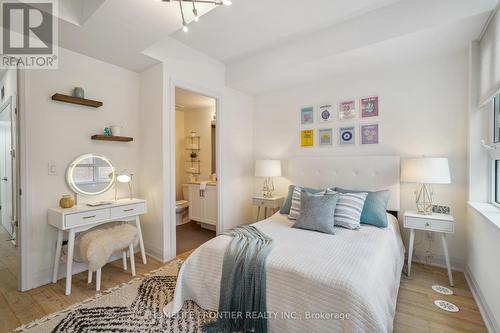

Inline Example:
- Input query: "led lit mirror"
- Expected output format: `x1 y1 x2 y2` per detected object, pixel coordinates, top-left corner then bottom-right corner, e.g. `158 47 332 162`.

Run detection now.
66 153 116 196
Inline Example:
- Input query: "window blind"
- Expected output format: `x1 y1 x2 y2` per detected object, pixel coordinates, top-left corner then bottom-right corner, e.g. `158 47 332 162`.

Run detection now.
479 7 500 106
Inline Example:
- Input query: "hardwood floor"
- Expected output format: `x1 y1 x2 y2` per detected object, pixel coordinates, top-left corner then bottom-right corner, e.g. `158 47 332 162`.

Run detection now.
0 253 164 333
0 242 488 333
395 263 487 333
176 221 215 254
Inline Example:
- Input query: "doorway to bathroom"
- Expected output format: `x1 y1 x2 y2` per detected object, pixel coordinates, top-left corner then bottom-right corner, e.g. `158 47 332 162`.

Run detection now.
174 87 216 255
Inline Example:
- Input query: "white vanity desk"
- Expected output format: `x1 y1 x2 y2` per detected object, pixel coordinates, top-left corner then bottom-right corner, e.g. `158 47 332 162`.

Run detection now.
48 198 147 295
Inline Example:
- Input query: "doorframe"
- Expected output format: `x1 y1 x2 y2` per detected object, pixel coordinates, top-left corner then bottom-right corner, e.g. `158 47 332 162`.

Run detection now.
0 68 27 291
166 78 222 260
17 69 29 291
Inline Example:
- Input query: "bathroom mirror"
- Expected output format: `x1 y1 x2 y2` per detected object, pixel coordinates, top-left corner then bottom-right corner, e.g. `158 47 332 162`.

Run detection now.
66 153 116 196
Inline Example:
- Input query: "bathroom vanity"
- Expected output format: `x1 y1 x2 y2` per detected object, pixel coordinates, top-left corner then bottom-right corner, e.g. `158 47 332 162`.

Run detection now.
187 183 217 228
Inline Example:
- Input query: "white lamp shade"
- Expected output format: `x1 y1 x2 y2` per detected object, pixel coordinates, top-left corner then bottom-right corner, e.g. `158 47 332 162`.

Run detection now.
255 160 281 177
117 174 131 183
401 158 451 184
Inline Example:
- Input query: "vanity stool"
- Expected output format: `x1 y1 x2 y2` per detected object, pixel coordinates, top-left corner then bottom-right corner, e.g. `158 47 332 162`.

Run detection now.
79 224 138 292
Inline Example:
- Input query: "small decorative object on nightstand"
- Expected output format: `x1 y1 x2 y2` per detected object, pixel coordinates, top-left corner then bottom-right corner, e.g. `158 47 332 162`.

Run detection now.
252 196 284 221
404 211 455 286
401 157 451 214
255 160 281 198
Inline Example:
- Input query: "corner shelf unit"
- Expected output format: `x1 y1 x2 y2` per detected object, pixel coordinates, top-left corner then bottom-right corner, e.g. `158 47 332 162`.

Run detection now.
52 93 103 108
186 135 201 175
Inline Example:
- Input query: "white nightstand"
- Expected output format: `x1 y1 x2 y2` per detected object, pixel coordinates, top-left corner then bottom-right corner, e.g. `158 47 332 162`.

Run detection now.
252 196 284 221
404 211 455 286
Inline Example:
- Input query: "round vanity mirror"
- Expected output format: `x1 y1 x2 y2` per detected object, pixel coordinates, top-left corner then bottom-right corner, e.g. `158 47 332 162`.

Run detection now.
66 153 116 196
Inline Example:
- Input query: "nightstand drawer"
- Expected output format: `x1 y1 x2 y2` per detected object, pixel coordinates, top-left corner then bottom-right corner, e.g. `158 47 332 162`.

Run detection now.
252 198 283 209
405 216 454 233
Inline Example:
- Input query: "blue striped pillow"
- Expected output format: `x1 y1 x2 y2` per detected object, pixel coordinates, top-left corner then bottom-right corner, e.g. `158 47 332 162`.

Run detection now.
326 189 367 230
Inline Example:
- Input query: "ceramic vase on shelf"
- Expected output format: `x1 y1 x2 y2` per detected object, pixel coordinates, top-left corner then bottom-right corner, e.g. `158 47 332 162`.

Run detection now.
73 87 85 98
110 125 122 136
59 195 75 209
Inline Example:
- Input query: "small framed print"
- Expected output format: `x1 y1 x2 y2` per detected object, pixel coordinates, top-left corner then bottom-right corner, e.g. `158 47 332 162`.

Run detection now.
318 103 334 123
338 99 356 120
339 126 355 145
301 129 314 147
360 96 379 118
360 124 379 144
301 106 314 125
318 128 333 146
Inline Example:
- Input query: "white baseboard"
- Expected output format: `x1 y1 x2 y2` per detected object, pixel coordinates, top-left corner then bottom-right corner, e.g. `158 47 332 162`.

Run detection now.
464 265 500 333
410 251 464 272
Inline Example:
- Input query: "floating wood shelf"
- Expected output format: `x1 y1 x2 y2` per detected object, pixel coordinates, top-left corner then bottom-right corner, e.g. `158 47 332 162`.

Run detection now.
91 135 133 142
52 93 103 108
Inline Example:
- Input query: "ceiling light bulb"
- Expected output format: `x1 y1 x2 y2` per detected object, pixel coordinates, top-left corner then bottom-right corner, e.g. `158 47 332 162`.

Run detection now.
194 15 199 22
182 23 188 32
193 8 199 22
222 0 232 5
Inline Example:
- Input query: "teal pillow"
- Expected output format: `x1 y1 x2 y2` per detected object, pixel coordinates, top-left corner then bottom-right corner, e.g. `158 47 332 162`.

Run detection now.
280 185 324 214
292 191 339 234
334 187 390 228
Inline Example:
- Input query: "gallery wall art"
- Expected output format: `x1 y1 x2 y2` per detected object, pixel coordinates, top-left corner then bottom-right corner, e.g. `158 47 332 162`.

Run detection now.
300 95 379 147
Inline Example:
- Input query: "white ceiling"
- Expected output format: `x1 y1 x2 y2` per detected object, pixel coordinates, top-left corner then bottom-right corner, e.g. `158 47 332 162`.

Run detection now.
171 0 402 62
13 0 498 94
175 87 216 110
56 0 219 71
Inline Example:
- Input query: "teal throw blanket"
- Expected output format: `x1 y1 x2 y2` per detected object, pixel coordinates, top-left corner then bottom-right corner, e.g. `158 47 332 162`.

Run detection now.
203 225 273 333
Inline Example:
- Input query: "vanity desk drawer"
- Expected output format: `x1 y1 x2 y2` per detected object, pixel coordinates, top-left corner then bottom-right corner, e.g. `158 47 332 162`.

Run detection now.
65 209 110 228
110 202 146 218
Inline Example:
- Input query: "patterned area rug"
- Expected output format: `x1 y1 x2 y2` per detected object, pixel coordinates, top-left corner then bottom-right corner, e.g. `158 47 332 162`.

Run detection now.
14 259 216 333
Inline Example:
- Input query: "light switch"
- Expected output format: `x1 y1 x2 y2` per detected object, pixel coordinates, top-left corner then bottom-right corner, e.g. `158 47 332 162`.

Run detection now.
48 163 57 176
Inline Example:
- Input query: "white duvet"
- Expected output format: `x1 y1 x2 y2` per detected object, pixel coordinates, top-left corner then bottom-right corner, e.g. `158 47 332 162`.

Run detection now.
170 213 405 333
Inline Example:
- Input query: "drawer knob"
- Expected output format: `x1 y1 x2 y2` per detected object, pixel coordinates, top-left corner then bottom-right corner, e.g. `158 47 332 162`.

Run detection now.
83 215 96 219
425 222 430 227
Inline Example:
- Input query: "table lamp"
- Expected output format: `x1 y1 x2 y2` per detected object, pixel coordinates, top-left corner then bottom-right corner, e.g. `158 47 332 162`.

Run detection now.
401 157 451 215
115 170 133 200
255 160 281 198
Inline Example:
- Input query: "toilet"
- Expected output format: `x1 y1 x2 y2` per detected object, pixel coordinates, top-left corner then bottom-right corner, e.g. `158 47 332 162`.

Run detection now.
176 184 190 226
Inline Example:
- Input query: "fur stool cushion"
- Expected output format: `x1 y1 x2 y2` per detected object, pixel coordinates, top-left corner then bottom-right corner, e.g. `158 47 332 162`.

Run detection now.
79 224 138 272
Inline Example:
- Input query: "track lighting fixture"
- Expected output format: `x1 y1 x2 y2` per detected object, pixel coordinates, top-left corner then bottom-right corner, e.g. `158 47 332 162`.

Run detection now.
155 0 231 32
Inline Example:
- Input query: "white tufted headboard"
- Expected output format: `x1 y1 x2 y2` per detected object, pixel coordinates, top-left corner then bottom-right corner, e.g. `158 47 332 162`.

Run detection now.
286 156 400 212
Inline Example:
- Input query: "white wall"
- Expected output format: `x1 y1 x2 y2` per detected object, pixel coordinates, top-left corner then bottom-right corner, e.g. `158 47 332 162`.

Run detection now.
138 63 165 260
144 36 255 260
183 107 214 181
175 110 185 199
24 47 141 288
253 50 469 269
465 41 500 333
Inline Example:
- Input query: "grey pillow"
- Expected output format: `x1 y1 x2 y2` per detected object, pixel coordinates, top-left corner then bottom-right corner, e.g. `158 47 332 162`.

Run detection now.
293 191 339 234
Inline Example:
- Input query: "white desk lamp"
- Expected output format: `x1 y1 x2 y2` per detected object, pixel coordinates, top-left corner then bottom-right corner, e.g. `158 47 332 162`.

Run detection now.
115 170 133 200
255 160 281 198
401 157 451 215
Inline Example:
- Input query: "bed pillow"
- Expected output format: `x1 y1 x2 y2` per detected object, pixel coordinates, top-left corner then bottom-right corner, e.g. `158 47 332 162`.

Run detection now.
293 191 339 234
288 186 327 220
280 185 324 215
334 188 390 228
326 189 368 230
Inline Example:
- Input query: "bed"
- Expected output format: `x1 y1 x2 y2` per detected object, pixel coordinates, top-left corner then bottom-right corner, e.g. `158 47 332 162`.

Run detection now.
170 156 405 332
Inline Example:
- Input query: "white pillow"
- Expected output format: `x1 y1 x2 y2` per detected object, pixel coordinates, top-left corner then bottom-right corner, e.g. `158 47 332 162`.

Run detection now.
326 189 368 229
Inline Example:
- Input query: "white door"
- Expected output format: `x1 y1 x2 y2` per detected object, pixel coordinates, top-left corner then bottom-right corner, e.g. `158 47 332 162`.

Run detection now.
203 186 217 226
0 102 13 238
188 185 203 222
